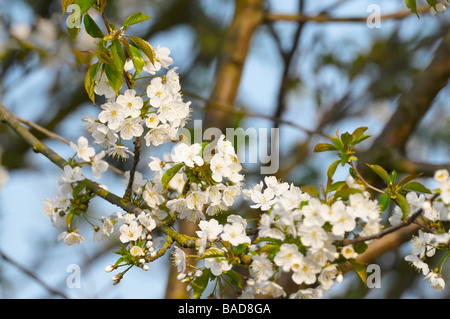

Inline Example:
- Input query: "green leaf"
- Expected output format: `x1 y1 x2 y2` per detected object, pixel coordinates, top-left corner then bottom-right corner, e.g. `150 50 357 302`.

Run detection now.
398 173 422 187
340 132 352 146
83 13 104 38
397 194 410 219
328 181 346 192
161 163 184 189
300 185 320 198
85 61 101 104
110 39 126 71
366 164 391 184
66 211 75 228
405 0 419 18
127 44 145 75
192 269 212 299
390 170 397 184
97 46 115 65
67 24 81 41
334 187 363 201
353 242 368 255
313 143 338 153
114 257 124 267
379 192 391 211
331 136 344 152
403 182 432 194
234 243 249 255
75 0 94 15
351 126 368 141
62 0 76 14
349 260 367 287
225 270 244 290
104 63 123 95
94 0 107 13
123 12 152 28
196 248 226 261
127 35 156 65
327 160 340 180
72 179 89 197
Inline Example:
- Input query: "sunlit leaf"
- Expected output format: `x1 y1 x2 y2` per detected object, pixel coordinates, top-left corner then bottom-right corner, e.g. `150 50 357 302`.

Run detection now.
83 13 104 38
366 164 391 184
313 143 338 153
123 12 152 28
85 61 101 104
161 163 184 189
403 181 432 194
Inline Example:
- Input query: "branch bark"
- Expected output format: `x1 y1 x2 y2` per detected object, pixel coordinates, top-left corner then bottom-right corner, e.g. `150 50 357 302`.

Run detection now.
359 29 450 179
204 0 264 130
266 5 430 23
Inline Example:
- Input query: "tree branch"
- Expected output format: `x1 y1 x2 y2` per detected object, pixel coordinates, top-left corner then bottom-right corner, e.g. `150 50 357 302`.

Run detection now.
265 5 430 23
341 193 439 246
0 249 69 299
0 103 197 249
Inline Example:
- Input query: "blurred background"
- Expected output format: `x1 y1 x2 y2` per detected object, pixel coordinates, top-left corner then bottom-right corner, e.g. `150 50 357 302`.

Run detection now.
0 0 449 298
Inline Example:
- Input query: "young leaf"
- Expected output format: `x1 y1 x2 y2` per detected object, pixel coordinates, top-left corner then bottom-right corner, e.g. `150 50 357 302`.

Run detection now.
405 0 420 18
402 182 432 194
353 241 368 255
72 179 89 197
123 12 152 28
398 173 422 187
340 132 352 146
75 0 94 15
225 270 245 290
300 185 320 198
327 159 340 180
397 194 410 219
67 24 81 41
85 61 101 104
83 13 104 38
94 0 107 13
192 269 212 299
128 44 145 75
331 136 345 152
234 243 249 255
104 63 123 95
110 39 126 71
390 170 397 184
351 126 368 141
328 181 346 193
161 163 184 189
197 248 226 260
62 0 76 14
313 143 338 153
379 192 391 211
366 164 391 184
127 35 156 65
349 260 367 287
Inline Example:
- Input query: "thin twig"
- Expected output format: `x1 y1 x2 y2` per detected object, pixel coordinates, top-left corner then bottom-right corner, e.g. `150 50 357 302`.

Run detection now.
185 91 326 138
342 193 440 246
266 5 430 23
0 249 69 299
349 161 384 194
16 116 125 177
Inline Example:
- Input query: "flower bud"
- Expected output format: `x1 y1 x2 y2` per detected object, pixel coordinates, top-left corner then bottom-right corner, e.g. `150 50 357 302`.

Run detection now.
104 265 115 273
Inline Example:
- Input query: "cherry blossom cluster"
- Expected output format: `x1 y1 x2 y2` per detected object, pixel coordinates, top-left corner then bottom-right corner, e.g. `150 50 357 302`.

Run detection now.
240 176 381 298
402 169 450 291
83 45 190 159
